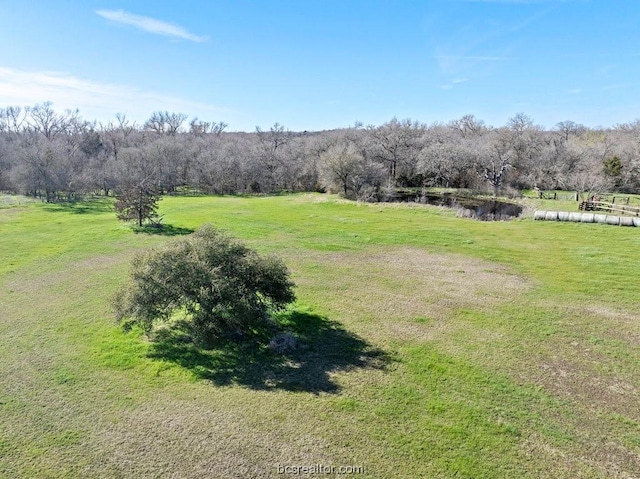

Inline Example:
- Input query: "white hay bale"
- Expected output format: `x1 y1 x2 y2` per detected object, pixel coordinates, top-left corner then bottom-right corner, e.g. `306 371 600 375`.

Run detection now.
558 211 571 221
534 210 546 220
594 214 607 224
581 213 595 223
545 211 559 221
569 212 582 222
605 215 620 226
633 217 640 227
619 216 634 227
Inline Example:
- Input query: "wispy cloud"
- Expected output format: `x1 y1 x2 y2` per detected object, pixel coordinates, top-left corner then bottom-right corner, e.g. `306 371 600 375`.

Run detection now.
506 2 564 32
96 9 207 42
440 78 469 90
435 55 513 61
0 67 231 123
434 54 514 76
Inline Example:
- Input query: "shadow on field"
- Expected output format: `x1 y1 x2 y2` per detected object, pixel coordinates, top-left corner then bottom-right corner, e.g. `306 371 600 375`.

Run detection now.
147 310 390 394
42 199 114 215
132 224 195 236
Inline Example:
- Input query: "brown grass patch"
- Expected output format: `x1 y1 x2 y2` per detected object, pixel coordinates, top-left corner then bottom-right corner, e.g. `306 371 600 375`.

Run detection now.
292 247 531 342
521 432 640 479
535 355 639 418
518 300 640 418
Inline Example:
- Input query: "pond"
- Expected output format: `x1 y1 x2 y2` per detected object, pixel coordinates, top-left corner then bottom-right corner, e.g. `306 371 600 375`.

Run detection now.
384 191 523 221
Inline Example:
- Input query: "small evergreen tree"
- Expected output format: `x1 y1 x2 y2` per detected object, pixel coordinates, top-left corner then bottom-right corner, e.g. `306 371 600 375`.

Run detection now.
114 182 160 227
603 156 623 188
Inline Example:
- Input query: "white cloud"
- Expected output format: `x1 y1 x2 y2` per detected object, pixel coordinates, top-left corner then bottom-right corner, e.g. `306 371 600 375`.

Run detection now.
0 67 231 124
96 9 207 42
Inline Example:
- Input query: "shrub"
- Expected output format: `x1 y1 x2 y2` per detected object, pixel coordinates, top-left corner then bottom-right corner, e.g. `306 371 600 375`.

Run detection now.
113 224 296 345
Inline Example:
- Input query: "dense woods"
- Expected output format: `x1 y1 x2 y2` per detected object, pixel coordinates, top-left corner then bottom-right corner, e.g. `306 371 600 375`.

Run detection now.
1 102 639 202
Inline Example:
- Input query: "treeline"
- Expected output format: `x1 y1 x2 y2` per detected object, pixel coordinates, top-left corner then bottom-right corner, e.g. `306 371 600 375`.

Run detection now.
1 102 639 202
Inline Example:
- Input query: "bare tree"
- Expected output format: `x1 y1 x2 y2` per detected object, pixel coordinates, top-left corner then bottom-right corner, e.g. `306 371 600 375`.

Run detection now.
189 118 228 136
28 102 68 140
473 130 513 196
254 123 293 191
320 141 364 197
0 106 29 134
144 111 188 136
256 122 289 151
368 118 426 183
449 114 486 138
555 120 586 142
319 135 386 200
420 133 474 188
558 132 614 200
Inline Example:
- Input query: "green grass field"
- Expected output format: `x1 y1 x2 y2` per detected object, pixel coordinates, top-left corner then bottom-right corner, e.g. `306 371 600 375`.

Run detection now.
1 193 639 478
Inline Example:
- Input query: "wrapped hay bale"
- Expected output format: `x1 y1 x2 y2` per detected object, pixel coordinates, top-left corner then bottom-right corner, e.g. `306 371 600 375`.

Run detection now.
534 210 546 220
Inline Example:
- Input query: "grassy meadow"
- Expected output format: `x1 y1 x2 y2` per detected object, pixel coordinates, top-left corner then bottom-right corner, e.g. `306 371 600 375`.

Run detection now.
1 193 639 478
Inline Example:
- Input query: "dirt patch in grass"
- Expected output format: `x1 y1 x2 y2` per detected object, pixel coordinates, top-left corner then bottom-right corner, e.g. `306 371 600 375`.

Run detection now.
536 356 638 416
565 303 640 346
523 407 640 478
506 303 640 477
521 432 640 479
293 247 531 342
518 301 640 417
529 319 640 421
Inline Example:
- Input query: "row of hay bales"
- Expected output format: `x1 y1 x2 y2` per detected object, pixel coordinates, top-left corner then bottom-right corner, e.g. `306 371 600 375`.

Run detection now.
534 211 640 226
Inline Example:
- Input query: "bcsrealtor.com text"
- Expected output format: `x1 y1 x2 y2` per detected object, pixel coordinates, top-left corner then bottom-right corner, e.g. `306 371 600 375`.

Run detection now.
276 464 365 475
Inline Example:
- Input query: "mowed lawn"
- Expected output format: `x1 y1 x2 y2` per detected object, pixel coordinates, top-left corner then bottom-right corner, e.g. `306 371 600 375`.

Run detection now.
1 193 639 478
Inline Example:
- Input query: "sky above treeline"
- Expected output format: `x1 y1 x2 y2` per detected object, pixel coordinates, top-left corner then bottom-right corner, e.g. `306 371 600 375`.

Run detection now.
1 0 638 132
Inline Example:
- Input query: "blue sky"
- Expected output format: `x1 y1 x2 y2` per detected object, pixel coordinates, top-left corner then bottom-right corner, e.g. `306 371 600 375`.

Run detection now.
1 0 638 131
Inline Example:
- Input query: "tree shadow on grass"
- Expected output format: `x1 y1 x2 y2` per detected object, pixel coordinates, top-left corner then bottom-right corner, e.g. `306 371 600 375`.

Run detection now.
147 310 391 394
42 199 114 215
132 224 195 236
